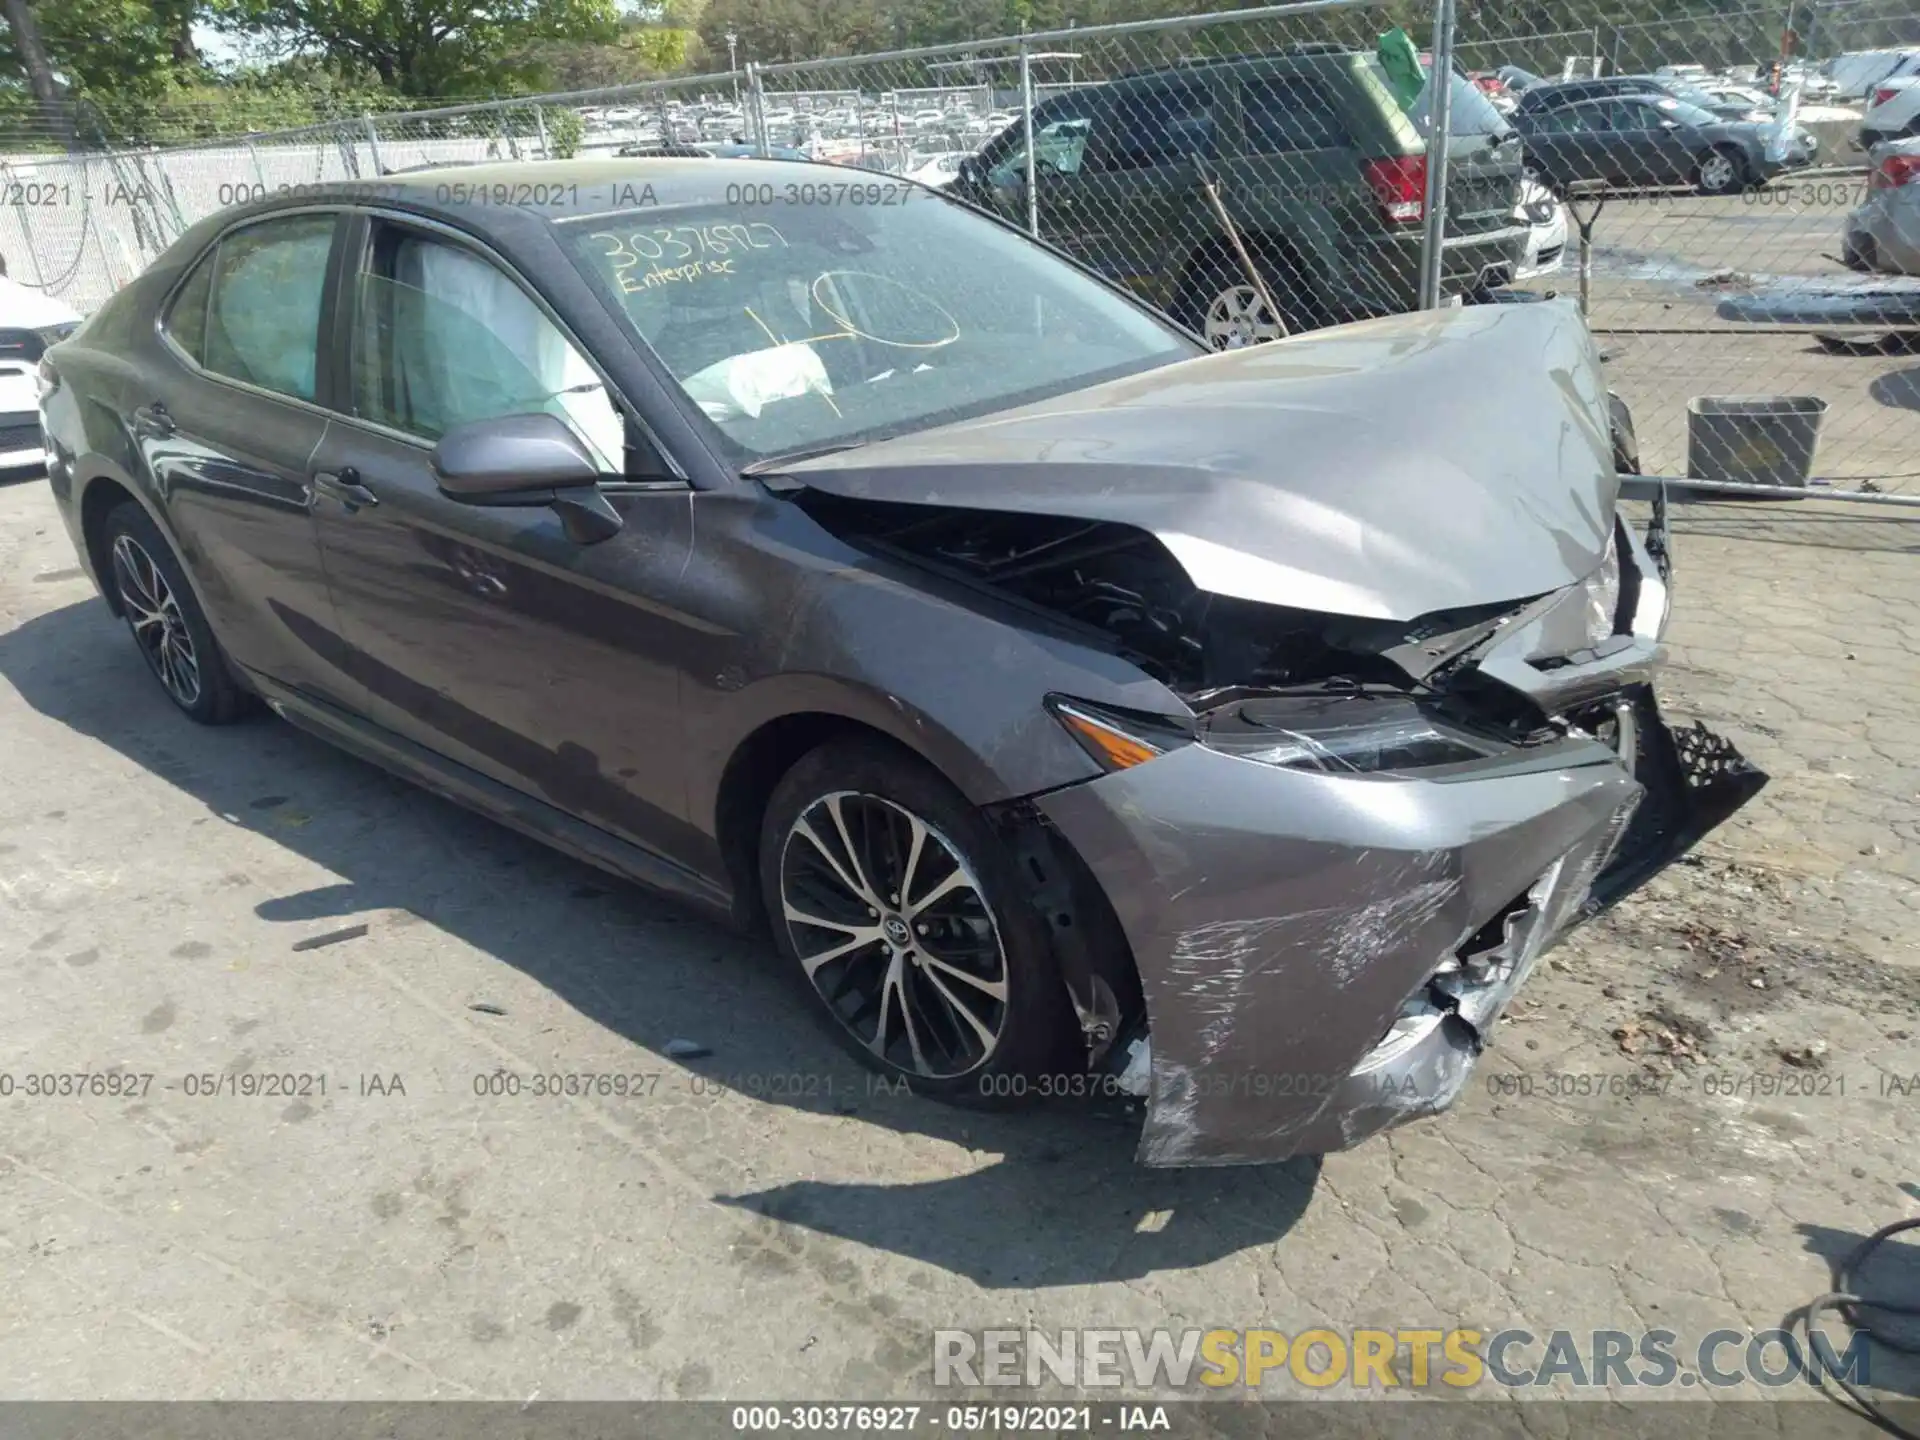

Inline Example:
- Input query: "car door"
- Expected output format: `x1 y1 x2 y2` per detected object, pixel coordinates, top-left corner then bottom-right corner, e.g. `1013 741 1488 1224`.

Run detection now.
306 212 697 858
1523 102 1606 188
1059 78 1219 300
1606 99 1699 187
1225 68 1363 313
143 210 362 707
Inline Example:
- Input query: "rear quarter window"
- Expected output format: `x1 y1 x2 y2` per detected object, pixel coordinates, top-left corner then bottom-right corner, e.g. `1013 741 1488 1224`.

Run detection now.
1240 74 1352 153
162 252 214 365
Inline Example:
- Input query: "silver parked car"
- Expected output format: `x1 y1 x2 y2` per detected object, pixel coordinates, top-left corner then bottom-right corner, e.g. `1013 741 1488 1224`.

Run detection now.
1844 137 1920 273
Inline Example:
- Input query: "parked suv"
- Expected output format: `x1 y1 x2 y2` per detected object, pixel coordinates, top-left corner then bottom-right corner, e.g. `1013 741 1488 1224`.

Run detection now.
950 47 1528 343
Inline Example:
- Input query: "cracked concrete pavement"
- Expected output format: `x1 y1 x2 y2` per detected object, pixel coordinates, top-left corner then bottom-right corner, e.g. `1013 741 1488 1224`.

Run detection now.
0 476 1916 1408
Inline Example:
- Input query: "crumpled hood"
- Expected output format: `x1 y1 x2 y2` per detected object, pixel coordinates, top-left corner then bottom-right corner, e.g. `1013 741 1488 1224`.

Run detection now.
776 298 1618 621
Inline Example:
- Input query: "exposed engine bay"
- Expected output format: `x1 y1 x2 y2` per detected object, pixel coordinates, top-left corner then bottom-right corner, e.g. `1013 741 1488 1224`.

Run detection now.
791 490 1563 739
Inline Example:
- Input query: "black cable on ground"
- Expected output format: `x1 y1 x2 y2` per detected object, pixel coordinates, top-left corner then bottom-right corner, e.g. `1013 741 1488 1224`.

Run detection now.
1800 1215 1920 1438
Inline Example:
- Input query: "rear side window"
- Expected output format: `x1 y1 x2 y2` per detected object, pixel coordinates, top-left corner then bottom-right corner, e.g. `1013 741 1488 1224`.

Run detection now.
197 215 336 401
162 254 213 365
1089 82 1214 171
1241 75 1349 153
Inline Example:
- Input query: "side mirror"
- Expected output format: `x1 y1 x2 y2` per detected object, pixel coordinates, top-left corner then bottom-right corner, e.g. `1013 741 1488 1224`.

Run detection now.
432 411 624 544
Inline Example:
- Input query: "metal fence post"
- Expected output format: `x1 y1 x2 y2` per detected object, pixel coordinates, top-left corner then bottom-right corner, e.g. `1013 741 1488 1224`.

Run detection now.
1417 0 1455 310
244 139 268 191
746 63 771 156
534 105 551 158
1019 37 1039 238
361 114 384 175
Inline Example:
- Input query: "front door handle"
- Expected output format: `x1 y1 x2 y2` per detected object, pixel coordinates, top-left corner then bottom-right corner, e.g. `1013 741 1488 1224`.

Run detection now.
314 467 379 512
132 402 174 438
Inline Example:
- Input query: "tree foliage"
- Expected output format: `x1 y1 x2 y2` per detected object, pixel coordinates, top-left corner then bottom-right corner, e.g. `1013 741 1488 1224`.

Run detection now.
203 0 621 97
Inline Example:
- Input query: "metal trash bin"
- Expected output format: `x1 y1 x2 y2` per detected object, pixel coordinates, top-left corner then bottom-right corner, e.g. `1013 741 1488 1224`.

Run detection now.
1686 394 1828 492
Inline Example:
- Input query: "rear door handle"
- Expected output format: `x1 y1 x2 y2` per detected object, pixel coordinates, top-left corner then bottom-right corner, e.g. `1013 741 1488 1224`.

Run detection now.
314 467 379 512
132 402 174 438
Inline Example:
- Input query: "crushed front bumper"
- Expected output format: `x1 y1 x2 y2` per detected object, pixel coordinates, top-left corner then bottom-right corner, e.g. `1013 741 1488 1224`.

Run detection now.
1036 689 1764 1168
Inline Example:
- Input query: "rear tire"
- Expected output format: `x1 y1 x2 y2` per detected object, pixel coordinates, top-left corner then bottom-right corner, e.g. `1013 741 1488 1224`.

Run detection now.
758 738 1075 1105
1177 245 1320 345
100 501 252 725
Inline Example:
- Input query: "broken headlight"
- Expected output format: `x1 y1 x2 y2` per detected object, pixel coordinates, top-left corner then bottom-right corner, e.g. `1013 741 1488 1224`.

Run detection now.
1200 693 1508 775
1579 530 1623 648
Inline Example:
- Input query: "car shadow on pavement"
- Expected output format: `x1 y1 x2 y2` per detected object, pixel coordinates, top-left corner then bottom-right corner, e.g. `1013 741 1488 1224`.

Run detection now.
1869 363 1920 414
0 598 1322 1288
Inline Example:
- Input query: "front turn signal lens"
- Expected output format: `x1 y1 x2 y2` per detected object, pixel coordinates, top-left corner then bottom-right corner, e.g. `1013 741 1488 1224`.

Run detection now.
1050 700 1172 772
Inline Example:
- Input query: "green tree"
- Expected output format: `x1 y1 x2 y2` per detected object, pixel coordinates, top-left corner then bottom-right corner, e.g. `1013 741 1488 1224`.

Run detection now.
207 0 621 98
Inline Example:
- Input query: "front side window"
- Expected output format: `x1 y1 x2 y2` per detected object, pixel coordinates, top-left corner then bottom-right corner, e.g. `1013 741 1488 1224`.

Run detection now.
352 228 623 468
1544 103 1607 133
561 192 1193 464
197 214 336 400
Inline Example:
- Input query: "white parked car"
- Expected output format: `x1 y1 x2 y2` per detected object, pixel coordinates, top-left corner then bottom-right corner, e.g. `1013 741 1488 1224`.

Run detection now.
1826 48 1920 101
1861 70 1920 148
0 273 80 472
1843 137 1920 274
906 150 973 188
1513 177 1569 281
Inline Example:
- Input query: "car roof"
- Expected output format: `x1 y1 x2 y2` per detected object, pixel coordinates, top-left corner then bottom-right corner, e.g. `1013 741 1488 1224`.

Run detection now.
230 156 869 227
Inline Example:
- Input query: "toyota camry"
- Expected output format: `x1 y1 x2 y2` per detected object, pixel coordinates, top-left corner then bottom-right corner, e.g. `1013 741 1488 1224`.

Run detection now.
37 158 1763 1166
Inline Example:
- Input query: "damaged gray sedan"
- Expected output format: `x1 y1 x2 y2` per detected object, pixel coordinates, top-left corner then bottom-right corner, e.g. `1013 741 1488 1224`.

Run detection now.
42 160 1763 1168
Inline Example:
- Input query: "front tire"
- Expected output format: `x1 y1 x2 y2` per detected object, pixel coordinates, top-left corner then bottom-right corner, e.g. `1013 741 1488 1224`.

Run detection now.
758 738 1074 1102
1695 147 1747 196
101 501 252 724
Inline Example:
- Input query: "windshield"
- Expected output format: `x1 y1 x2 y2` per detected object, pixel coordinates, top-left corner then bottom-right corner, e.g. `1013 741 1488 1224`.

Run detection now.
1656 97 1722 127
1669 81 1738 110
560 190 1192 463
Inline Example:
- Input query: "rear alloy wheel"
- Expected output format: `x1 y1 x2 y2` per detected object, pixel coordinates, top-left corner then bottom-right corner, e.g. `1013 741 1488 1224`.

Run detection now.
1695 148 1746 196
759 740 1071 1099
1202 282 1287 350
101 501 251 724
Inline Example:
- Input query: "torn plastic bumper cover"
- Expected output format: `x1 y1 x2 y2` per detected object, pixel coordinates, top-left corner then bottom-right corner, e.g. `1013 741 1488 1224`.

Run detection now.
1035 689 1765 1168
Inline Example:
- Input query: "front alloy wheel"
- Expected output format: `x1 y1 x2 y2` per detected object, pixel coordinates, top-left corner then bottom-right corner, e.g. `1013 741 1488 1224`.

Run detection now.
112 532 201 708
779 791 1009 1078
1696 150 1743 195
1202 283 1286 350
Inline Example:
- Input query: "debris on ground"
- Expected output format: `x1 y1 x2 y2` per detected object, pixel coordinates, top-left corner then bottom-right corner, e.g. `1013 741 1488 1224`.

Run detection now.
468 1002 507 1016
290 923 369 952
1614 1010 1710 1068
1779 1040 1829 1069
664 1038 712 1060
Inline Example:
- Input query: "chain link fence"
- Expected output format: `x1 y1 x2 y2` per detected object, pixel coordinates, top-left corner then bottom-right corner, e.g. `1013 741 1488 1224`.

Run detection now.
4 0 1917 493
